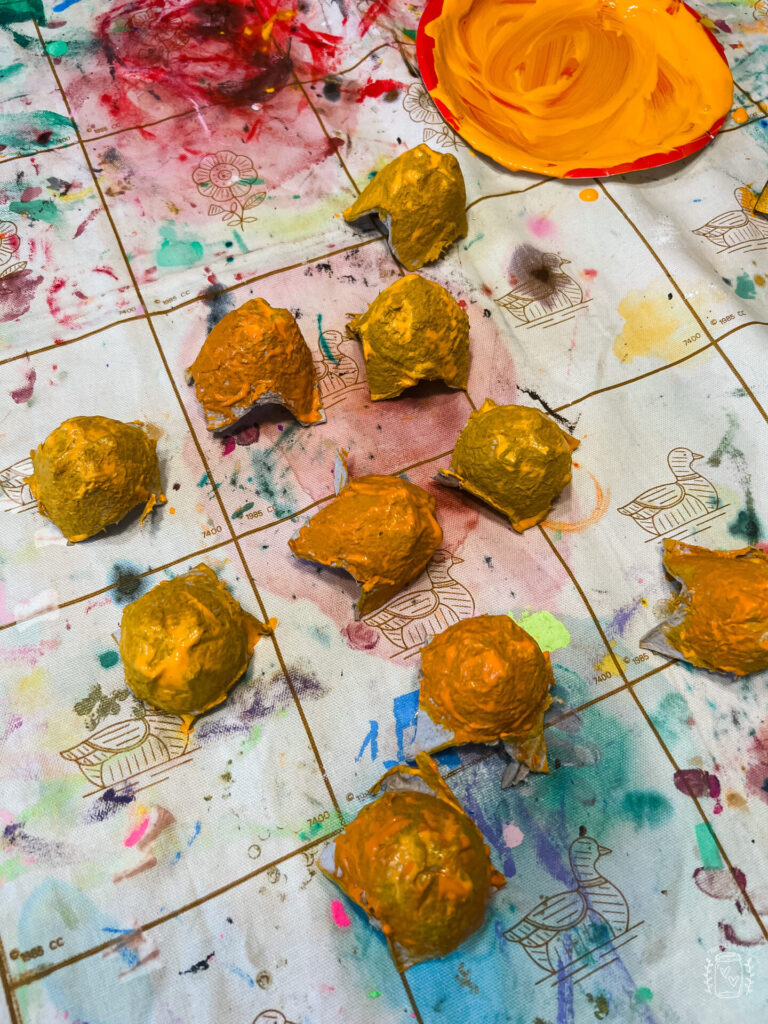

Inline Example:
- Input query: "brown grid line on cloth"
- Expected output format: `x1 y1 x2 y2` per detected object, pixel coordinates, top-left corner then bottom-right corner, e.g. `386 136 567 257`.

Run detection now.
1 14 766 1023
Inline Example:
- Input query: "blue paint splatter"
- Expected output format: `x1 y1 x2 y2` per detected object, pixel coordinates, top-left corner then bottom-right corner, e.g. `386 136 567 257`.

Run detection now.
383 690 419 767
187 821 201 846
355 720 379 762
53 0 83 10
227 964 255 987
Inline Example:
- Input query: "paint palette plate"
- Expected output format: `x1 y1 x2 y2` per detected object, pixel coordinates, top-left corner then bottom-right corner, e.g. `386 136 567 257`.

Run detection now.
416 0 731 178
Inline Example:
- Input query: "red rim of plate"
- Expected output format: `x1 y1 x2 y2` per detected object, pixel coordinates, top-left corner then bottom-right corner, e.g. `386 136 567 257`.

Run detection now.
415 0 731 178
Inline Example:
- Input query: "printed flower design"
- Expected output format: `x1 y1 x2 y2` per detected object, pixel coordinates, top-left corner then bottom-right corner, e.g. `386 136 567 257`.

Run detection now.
403 83 442 125
0 220 27 278
402 83 464 150
193 151 267 230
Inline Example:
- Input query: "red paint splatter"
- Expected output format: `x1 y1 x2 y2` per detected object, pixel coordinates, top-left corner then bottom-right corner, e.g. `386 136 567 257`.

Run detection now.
235 425 260 446
73 208 102 239
97 0 294 110
359 0 394 37
221 436 236 456
0 270 44 323
325 136 344 156
342 621 379 651
10 369 37 404
673 768 721 800
45 277 81 331
94 266 119 280
582 268 598 279
355 77 406 103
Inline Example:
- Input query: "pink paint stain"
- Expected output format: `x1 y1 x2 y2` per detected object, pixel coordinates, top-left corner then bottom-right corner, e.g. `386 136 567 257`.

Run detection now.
221 436 236 456
124 816 151 848
73 208 102 239
527 214 555 239
10 368 36 404
94 265 119 280
331 899 351 927
502 822 524 848
342 621 379 651
582 268 598 280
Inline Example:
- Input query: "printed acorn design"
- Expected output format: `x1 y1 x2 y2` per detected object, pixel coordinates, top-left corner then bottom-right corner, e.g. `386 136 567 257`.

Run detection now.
185 297 324 432
119 564 275 731
409 614 556 787
344 144 467 270
26 415 165 543
347 274 470 400
640 539 768 676
438 399 578 532
288 453 442 618
318 753 505 969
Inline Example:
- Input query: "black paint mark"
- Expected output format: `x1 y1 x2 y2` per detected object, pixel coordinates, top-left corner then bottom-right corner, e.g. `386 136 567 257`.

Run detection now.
108 562 146 603
201 277 234 334
516 385 579 434
179 952 215 975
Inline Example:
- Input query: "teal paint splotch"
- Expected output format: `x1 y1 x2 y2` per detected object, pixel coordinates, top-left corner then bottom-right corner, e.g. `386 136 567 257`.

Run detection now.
157 223 203 267
0 0 45 28
0 63 23 80
248 423 302 519
8 199 59 224
20 880 152 1024
98 650 119 669
0 110 73 151
735 273 757 300
619 790 673 830
317 313 337 364
649 690 691 746
728 502 764 544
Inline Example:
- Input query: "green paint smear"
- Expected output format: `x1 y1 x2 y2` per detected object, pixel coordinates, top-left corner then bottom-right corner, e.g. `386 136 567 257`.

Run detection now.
634 988 653 1003
402 28 417 40
0 62 24 80
298 815 338 843
735 273 756 300
98 650 119 669
232 229 248 253
0 857 26 883
511 609 571 652
728 505 764 544
46 40 67 56
241 724 262 752
0 0 45 28
695 821 723 869
231 501 254 520
0 110 73 150
8 199 59 223
368 991 381 999
157 222 203 267
619 790 673 830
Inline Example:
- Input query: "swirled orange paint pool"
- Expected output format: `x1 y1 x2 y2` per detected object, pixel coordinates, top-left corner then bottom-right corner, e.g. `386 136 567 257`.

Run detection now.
420 0 732 177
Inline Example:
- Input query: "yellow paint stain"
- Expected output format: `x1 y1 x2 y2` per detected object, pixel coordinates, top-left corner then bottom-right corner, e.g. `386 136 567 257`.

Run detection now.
732 107 749 124
613 281 690 364
19 667 46 694
579 188 599 202
58 187 94 203
593 649 621 678
725 790 747 810
737 186 759 213
755 275 765 287
169 507 176 514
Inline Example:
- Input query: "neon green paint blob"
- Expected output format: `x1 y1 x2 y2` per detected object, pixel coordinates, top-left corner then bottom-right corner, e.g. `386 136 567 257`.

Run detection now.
157 223 203 267
45 40 68 57
368 991 381 999
695 821 723 869
634 987 653 1003
510 609 571 652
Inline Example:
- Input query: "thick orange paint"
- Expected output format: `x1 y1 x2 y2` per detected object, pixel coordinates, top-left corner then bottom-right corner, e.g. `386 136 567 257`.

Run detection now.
324 754 504 967
288 474 442 616
423 0 732 176
657 540 768 676
27 416 165 543
120 564 274 729
419 614 555 771
186 297 324 431
439 399 579 532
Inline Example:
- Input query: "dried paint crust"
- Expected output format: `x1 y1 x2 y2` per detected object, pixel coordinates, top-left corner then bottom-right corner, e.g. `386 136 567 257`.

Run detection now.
438 399 578 531
344 145 467 270
288 474 442 617
26 416 165 543
643 540 768 676
319 753 504 968
186 297 324 431
419 614 554 770
422 0 733 177
347 274 470 400
120 564 274 729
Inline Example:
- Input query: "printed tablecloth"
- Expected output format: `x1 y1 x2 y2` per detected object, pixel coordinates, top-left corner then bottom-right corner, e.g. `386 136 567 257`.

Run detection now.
1 2 768 1022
